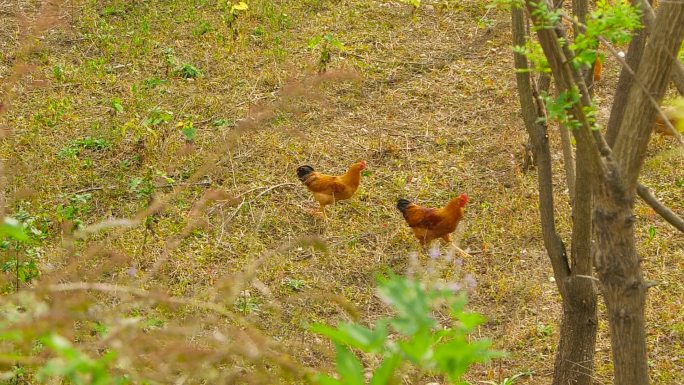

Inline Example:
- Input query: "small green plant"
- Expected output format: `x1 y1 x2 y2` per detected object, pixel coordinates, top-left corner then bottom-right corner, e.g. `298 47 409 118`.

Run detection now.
193 20 212 36
142 76 167 89
91 321 108 336
53 65 65 82
478 17 495 29
175 64 201 79
143 108 173 127
0 217 35 288
58 137 110 159
535 323 554 338
177 121 196 142
143 317 165 331
250 25 265 44
56 193 93 228
163 47 176 76
235 292 260 314
283 278 306 291
33 98 71 128
1 254 40 284
110 98 124 114
225 1 249 38
212 118 233 127
129 174 155 201
312 274 502 384
308 33 346 73
646 225 656 241
129 167 173 201
675 177 684 188
1 211 49 290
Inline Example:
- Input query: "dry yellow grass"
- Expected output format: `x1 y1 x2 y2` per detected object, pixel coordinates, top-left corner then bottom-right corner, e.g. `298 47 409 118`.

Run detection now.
0 0 682 383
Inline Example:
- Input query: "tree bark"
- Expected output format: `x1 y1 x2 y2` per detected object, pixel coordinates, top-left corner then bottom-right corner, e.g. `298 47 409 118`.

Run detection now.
518 1 684 384
592 175 648 385
572 0 596 94
637 0 684 96
595 3 684 385
613 1 684 195
555 278 598 384
605 0 650 147
512 7 597 385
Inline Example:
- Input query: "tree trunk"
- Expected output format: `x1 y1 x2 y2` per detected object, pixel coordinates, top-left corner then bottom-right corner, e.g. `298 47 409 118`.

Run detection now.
597 2 684 385
511 7 597 385
554 278 598 384
592 180 648 385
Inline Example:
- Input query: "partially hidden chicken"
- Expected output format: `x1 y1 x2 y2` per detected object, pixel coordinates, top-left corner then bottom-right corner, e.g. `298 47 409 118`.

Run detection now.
396 194 468 247
653 106 681 136
296 160 367 218
593 56 602 82
652 106 684 147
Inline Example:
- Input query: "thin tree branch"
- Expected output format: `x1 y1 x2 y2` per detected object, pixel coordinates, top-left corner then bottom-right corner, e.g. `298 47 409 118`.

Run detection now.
637 184 684 232
526 1 606 285
558 11 684 149
512 6 571 292
543 0 577 201
573 0 596 93
605 0 650 147
559 120 576 201
596 36 684 148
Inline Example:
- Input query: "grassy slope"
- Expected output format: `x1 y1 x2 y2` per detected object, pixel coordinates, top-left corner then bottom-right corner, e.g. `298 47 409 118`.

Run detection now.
1 0 682 383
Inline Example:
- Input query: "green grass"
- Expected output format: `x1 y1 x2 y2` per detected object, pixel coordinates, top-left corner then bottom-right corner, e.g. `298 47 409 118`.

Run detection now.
1 0 682 383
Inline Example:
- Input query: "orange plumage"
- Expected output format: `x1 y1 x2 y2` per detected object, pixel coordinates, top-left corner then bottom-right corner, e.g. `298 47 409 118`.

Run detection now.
396 194 468 247
653 106 680 137
593 55 603 81
296 160 367 218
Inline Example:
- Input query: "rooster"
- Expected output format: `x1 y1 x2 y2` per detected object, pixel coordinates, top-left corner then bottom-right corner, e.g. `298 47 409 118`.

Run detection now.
396 194 468 248
296 160 367 218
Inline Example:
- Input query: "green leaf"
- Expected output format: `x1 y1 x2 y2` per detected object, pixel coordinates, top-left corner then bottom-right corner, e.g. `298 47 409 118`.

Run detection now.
181 123 197 141
315 374 343 385
308 35 323 49
369 354 401 385
312 321 388 353
335 344 364 385
377 274 435 335
0 217 29 241
42 333 73 352
398 329 434 363
111 98 124 113
458 312 486 331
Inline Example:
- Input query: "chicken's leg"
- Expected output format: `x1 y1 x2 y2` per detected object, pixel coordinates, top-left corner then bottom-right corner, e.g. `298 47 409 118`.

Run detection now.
318 203 328 220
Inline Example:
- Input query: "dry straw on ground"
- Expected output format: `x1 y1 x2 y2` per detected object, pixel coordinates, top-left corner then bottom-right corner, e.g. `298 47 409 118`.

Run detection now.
0 0 682 384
